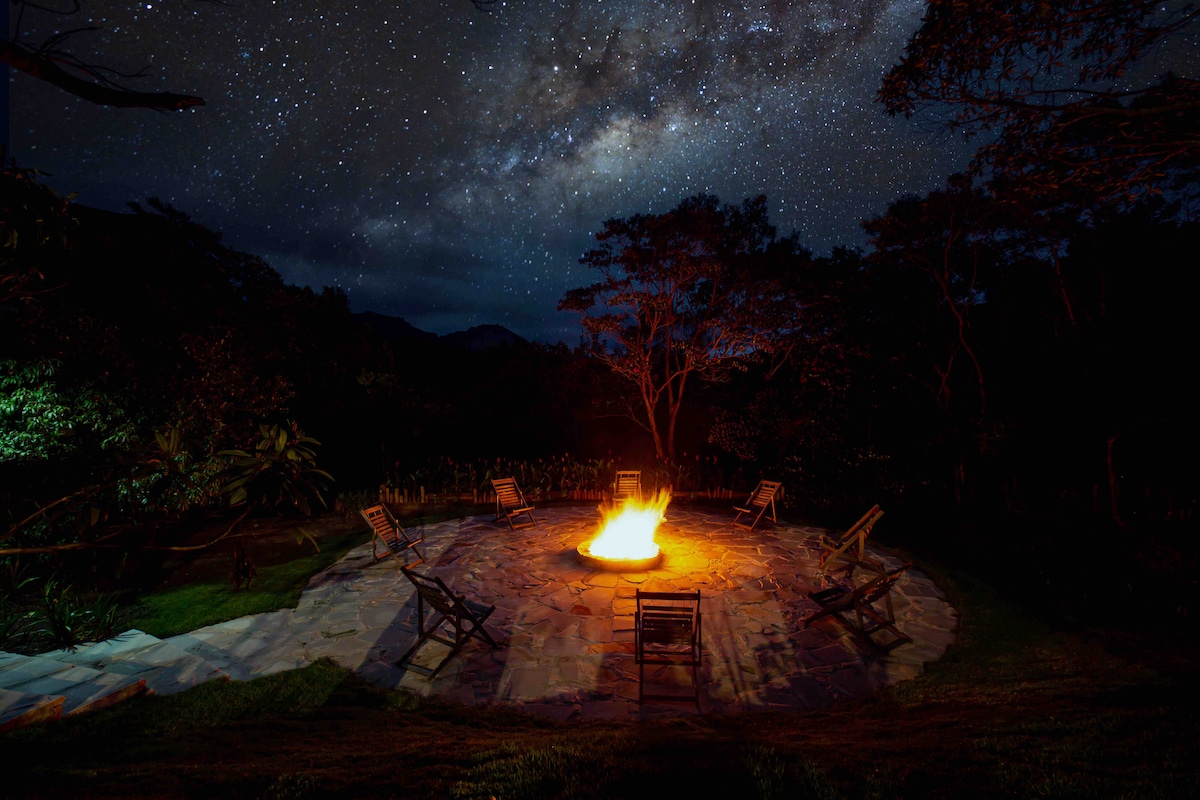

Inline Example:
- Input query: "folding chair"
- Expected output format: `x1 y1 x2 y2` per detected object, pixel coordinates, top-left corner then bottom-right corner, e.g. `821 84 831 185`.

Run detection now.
491 477 537 530
635 589 703 706
732 480 782 531
361 504 425 568
817 505 884 572
612 470 642 502
804 564 912 652
397 567 499 677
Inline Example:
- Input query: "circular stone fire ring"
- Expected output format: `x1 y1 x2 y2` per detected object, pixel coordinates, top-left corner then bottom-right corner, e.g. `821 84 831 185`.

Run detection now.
576 540 663 572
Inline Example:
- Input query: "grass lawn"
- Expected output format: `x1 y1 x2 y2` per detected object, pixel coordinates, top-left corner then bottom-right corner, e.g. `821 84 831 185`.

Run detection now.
4 512 1198 799
128 530 368 638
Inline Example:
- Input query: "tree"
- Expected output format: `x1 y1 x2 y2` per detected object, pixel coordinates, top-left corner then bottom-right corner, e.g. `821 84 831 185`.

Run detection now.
558 195 787 463
879 1 1200 208
219 421 333 517
862 175 1002 417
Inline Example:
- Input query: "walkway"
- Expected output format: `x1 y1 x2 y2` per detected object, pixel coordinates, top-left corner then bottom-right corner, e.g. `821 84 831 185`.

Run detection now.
1 504 958 727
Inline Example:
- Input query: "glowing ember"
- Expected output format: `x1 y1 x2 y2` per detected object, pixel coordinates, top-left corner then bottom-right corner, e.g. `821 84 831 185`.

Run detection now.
586 488 671 561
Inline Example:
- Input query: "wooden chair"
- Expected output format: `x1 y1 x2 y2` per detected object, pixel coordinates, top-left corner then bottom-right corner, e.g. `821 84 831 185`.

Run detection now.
732 480 782 531
612 470 642 502
803 564 912 652
817 505 885 572
491 477 537 529
635 589 702 706
397 567 499 677
360 504 425 568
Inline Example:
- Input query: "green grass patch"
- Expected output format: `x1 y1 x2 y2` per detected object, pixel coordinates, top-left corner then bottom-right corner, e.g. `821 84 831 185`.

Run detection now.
4 514 1199 799
128 531 366 637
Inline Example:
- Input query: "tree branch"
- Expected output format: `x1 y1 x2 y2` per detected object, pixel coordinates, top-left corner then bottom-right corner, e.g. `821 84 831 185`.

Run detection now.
1 39 204 109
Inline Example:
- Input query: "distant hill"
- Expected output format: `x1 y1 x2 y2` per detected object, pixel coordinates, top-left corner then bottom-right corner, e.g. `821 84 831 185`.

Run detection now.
354 313 525 351
353 311 438 343
440 324 524 351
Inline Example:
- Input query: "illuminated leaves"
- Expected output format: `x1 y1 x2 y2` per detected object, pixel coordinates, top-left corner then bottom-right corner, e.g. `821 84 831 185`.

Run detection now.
879 0 1200 207
560 194 786 461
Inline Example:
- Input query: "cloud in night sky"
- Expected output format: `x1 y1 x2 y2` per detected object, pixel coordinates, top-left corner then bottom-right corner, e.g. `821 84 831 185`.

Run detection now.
11 0 977 341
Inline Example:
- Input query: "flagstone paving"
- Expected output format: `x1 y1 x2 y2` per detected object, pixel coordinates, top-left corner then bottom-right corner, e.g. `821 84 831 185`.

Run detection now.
0 504 958 727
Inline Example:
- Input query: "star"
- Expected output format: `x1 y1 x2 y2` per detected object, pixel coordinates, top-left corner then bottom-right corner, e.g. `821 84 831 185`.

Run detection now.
10 0 976 342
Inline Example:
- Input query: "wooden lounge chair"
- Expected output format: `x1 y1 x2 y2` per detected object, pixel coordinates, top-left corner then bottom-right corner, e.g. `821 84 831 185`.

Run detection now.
635 589 703 706
612 470 642 502
803 564 912 652
491 477 537 529
732 480 782 531
361 504 425 568
397 566 499 677
816 505 885 572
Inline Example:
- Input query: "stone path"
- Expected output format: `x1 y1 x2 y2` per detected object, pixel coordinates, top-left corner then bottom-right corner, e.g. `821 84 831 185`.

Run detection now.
0 504 958 727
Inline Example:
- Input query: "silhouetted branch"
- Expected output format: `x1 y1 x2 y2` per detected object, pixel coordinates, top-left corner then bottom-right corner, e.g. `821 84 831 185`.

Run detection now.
1 39 204 110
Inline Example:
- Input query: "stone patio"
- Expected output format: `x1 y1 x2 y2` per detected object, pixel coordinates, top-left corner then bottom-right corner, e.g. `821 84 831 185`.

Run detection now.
0 503 959 728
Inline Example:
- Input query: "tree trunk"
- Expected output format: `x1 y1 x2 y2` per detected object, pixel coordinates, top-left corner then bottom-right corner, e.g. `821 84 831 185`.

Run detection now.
1106 433 1126 528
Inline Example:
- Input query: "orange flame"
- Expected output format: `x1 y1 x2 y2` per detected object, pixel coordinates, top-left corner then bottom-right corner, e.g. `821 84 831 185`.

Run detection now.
587 488 671 560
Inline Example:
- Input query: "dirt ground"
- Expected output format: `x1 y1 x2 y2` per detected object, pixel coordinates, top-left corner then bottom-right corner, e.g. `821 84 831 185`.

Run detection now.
128 511 368 592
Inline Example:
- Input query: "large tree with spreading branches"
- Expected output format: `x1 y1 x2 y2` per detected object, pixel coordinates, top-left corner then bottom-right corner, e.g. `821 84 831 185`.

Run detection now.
878 0 1200 209
559 195 796 463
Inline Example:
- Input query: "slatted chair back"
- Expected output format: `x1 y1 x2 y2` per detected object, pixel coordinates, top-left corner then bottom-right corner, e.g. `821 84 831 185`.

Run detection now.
491 477 537 529
804 564 911 652
732 480 782 531
613 470 642 502
406 570 458 617
361 504 425 568
817 505 884 572
635 589 703 706
397 567 499 677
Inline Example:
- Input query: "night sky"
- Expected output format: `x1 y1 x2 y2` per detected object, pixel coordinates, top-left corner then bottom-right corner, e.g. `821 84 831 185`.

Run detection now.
11 1 976 343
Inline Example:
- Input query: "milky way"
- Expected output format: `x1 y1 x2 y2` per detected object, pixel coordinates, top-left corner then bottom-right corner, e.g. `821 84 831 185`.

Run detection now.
11 0 975 341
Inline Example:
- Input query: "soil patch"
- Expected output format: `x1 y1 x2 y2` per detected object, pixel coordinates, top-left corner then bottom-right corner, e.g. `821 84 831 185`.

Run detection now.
143 512 367 591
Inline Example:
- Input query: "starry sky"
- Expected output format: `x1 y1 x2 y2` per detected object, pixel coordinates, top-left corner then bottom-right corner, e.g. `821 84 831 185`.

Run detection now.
10 0 977 343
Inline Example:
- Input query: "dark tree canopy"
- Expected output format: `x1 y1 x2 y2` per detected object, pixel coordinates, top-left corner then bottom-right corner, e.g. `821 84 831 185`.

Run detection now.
560 195 801 463
879 0 1200 207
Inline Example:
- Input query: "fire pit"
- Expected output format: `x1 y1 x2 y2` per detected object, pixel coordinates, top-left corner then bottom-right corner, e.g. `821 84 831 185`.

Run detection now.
576 489 670 572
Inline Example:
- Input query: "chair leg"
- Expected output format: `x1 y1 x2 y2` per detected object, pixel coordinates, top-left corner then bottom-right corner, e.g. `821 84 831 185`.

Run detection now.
397 594 443 668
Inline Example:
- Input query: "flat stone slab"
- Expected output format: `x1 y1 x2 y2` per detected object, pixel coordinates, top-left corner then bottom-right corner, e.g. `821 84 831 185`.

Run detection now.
339 505 958 720
0 652 147 715
34 630 227 696
0 504 959 727
0 686 64 732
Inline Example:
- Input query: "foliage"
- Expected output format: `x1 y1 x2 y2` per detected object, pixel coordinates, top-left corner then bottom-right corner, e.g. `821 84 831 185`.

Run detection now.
1 163 368 557
384 452 744 500
0 566 39 651
560 194 798 461
0 359 136 464
879 0 1200 209
1 156 76 310
0 575 127 652
862 174 1000 416
37 578 122 650
220 422 334 517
